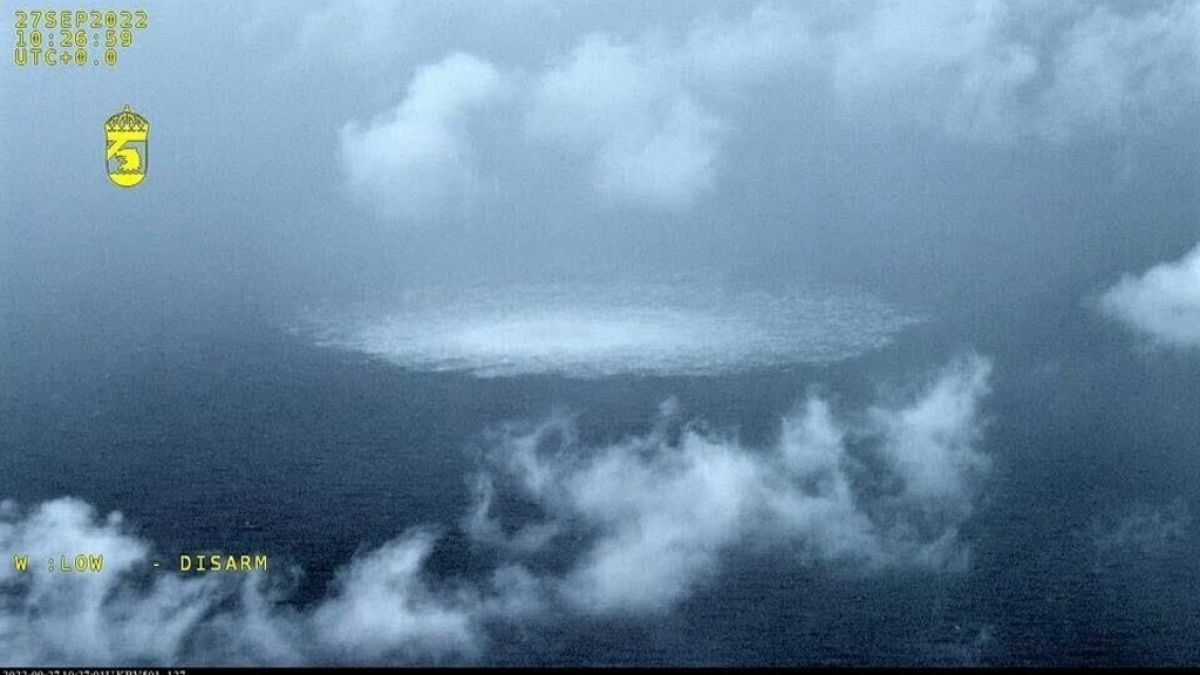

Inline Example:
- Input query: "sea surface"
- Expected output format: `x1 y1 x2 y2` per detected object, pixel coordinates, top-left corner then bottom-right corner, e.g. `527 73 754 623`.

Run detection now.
3 280 1199 666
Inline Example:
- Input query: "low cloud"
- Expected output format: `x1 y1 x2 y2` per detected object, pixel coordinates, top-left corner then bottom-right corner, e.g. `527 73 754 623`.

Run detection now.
831 0 1039 143
308 531 488 663
1039 1 1200 142
0 499 488 665
469 354 993 615
334 2 1200 223
1099 243 1200 348
523 6 810 208
290 0 413 70
832 0 1200 143
529 38 724 209
1 354 992 664
1091 499 1191 561
340 53 507 222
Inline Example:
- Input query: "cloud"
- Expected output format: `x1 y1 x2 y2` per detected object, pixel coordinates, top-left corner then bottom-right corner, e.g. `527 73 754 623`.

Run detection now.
831 0 1040 143
0 355 992 664
832 0 1200 143
1099 243 1200 348
308 531 483 662
527 35 726 209
1091 499 1191 560
679 4 815 88
0 499 486 665
291 0 412 69
339 6 814 215
1038 0 1200 142
333 2 1200 221
524 6 816 208
871 354 991 505
468 354 993 614
339 53 507 222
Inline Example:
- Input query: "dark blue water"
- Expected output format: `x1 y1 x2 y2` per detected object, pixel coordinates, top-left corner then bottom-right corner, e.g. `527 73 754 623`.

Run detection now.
3 287 1199 666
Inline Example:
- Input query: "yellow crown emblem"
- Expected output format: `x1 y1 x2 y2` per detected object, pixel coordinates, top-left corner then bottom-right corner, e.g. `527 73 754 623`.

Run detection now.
105 104 149 187
104 105 150 133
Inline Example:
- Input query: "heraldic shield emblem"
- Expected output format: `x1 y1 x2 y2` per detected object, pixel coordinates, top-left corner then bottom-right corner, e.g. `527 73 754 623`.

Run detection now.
105 105 149 188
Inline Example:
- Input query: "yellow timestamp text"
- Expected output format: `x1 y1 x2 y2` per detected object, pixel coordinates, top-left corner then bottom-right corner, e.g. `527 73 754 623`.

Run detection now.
13 9 148 67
